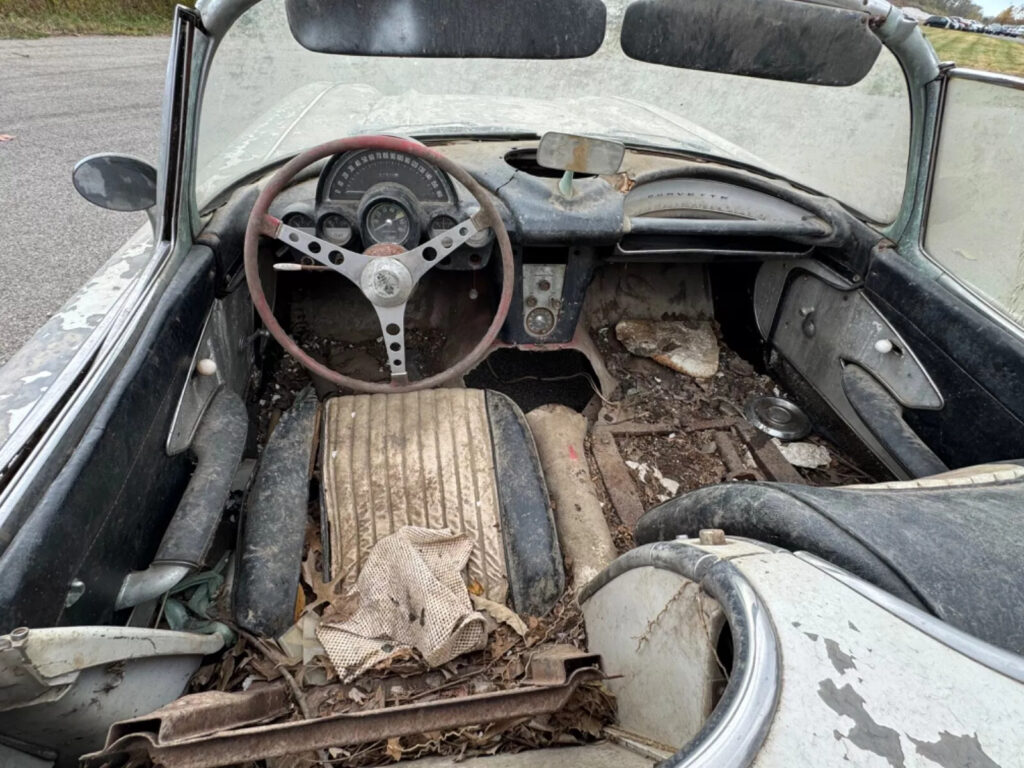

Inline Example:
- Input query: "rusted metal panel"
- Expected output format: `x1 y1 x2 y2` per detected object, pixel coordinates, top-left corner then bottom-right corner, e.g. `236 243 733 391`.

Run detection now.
83 655 603 768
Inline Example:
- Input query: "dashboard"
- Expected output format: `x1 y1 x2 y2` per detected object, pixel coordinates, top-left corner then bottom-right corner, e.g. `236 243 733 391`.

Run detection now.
263 139 846 343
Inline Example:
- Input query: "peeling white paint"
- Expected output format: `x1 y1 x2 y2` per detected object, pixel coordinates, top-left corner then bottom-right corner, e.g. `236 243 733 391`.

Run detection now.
57 256 135 332
7 400 37 434
54 227 152 332
729 553 1024 767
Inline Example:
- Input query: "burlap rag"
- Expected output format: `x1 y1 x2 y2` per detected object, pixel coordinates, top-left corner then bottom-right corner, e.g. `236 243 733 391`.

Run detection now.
317 526 488 681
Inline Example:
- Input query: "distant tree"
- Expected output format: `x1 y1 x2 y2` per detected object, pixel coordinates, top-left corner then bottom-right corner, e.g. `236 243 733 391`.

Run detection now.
994 4 1024 23
942 0 984 19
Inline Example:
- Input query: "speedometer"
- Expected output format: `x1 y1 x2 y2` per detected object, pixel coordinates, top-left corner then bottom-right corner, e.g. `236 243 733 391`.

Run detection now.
322 150 455 203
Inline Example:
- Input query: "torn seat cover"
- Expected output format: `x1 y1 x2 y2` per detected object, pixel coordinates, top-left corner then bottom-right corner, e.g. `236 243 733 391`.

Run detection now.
322 389 563 613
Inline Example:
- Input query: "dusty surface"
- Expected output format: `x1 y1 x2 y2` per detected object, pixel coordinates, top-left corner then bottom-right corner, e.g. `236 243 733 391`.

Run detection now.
210 316 878 764
587 323 878 532
0 36 167 362
191 577 613 766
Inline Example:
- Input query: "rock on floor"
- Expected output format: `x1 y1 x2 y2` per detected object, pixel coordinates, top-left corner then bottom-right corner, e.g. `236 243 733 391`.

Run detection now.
615 319 719 379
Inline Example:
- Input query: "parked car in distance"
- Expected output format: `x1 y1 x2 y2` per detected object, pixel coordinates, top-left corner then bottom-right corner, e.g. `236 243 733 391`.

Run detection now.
924 14 952 27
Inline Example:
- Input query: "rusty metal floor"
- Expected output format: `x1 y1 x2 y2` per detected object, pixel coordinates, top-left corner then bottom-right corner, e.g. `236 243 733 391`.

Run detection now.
321 389 509 602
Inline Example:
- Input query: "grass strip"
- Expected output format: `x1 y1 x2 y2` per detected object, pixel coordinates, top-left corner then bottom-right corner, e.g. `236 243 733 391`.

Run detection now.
923 26 1024 78
0 0 182 38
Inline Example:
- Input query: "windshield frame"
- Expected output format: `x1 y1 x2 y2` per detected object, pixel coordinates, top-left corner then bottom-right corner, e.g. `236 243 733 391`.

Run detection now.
188 0 939 240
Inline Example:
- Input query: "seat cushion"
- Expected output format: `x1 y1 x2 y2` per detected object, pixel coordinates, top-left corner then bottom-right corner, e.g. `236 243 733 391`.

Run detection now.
321 389 563 616
635 467 1024 655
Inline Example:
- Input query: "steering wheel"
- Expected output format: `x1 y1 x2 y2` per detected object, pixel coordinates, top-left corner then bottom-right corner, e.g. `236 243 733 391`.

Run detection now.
244 136 514 393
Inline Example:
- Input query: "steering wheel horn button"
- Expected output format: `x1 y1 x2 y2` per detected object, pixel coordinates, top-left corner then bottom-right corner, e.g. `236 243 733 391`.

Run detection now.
360 258 414 307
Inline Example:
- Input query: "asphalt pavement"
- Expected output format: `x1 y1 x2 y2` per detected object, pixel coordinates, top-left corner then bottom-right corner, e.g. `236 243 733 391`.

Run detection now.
0 36 169 363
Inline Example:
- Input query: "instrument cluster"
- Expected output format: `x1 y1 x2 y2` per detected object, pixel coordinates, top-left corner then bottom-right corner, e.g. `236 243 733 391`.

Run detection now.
279 149 491 265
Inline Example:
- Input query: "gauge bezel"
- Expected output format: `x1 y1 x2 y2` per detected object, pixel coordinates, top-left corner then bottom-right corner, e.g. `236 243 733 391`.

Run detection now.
317 211 355 246
357 184 423 249
281 208 316 231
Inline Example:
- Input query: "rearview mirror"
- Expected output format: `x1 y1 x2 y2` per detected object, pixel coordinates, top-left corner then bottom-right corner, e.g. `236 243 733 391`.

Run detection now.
537 133 625 175
620 0 882 86
72 153 157 212
286 0 607 58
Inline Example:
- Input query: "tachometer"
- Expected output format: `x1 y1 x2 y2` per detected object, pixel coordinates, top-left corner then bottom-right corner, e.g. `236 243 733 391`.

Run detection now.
322 149 455 203
358 184 423 248
365 201 411 245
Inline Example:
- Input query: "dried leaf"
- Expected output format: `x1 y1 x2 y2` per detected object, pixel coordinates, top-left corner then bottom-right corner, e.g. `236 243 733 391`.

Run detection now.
386 737 403 760
471 595 528 636
467 580 485 596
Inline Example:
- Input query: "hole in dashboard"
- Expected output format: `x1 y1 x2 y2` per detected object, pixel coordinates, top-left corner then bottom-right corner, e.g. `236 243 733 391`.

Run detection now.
504 148 596 179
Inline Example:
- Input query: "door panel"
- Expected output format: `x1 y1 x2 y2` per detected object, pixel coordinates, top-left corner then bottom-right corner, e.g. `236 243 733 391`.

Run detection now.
867 249 1024 466
0 249 215 630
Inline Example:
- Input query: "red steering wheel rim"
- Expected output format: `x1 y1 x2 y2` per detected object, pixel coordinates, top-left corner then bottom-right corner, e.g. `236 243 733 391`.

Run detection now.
243 135 514 393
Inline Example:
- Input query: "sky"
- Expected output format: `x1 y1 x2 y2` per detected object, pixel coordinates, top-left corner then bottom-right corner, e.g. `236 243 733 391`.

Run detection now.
976 0 1016 14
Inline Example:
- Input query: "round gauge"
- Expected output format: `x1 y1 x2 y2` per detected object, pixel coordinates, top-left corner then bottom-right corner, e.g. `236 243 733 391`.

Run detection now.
467 226 492 248
364 199 412 245
429 214 458 239
319 213 353 245
283 212 315 231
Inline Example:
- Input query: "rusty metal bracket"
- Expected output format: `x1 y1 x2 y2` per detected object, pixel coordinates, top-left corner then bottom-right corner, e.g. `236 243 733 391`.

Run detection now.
591 428 646 527
83 652 603 768
526 644 602 685
679 417 806 483
732 421 805 485
713 431 763 482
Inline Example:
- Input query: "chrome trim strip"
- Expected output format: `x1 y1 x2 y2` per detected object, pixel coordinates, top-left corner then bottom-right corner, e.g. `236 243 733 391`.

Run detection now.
581 540 781 768
949 67 1024 90
797 551 1024 683
672 563 780 768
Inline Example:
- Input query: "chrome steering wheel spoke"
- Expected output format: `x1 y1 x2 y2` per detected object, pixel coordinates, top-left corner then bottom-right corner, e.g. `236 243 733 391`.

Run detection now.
396 211 490 282
372 304 410 384
271 217 370 285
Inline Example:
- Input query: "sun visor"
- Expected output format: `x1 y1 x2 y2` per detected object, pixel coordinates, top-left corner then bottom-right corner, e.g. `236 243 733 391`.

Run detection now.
285 0 607 59
620 0 883 86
